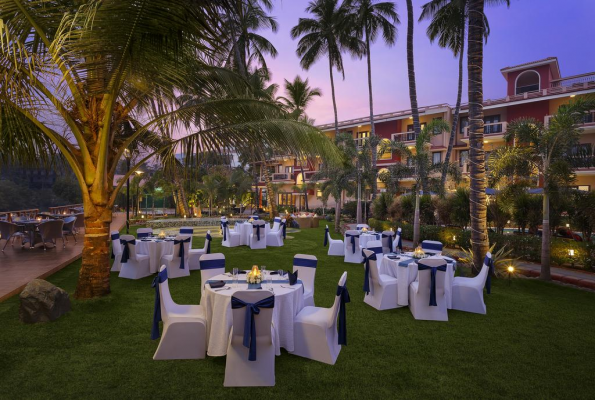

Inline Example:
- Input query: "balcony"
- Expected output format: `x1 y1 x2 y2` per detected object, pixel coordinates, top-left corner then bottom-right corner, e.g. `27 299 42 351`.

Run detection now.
462 121 507 142
544 111 595 133
258 173 295 183
391 131 417 143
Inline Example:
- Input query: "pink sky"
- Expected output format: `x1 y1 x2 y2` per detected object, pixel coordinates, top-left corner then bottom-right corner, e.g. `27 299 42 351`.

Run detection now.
265 0 595 125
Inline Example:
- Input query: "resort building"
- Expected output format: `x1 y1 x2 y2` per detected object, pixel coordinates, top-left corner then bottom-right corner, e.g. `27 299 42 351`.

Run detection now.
253 57 595 210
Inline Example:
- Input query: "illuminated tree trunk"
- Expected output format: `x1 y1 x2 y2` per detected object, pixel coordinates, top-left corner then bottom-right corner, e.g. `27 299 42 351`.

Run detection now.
262 166 278 218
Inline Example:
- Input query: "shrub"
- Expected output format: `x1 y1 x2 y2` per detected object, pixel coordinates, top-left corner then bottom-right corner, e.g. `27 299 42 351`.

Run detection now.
371 192 393 221
342 200 371 219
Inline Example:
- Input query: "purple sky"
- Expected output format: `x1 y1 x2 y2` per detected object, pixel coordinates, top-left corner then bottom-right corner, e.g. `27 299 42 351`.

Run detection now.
265 0 595 125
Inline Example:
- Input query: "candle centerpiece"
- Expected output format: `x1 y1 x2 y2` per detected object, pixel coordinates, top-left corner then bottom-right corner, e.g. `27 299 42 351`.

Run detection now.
248 217 254 223
412 245 426 259
361 227 368 233
246 265 262 289
158 230 166 239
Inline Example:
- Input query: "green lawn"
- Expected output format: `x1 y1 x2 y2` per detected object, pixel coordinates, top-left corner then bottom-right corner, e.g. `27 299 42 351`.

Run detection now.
1 224 594 399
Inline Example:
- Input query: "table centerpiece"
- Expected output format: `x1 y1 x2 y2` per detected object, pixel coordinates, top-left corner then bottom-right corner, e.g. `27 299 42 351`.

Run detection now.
247 265 262 289
412 246 426 260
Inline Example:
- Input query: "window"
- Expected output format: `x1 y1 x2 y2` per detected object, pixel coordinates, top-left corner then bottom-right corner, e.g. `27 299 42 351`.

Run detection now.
459 150 469 167
484 115 502 134
284 166 293 174
356 131 370 139
578 185 591 192
406 122 426 141
432 152 442 165
379 139 392 160
278 193 294 206
515 70 540 95
432 117 443 134
571 143 592 155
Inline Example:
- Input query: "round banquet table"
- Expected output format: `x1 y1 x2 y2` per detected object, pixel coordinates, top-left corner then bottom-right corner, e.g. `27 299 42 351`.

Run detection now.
358 232 381 249
203 272 304 357
379 253 457 308
136 238 175 273
235 222 270 246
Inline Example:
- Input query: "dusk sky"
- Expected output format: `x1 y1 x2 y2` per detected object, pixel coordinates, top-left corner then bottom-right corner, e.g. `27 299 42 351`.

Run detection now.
264 0 595 125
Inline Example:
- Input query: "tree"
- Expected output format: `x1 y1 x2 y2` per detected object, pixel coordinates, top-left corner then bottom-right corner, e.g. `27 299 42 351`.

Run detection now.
291 0 365 137
0 0 338 298
488 98 595 279
347 0 399 200
405 0 423 164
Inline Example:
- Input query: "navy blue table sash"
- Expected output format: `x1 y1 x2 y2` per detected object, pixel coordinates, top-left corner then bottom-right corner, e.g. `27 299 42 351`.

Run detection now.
253 224 261 241
174 237 191 269
280 222 286 239
417 263 447 306
200 258 225 270
120 239 135 263
151 268 168 340
231 295 275 361
362 253 377 294
180 228 193 234
336 284 350 345
294 257 317 268
381 233 393 247
111 233 119 259
324 227 329 247
345 233 359 254
485 255 494 294
221 221 228 241
206 233 212 254
137 232 150 238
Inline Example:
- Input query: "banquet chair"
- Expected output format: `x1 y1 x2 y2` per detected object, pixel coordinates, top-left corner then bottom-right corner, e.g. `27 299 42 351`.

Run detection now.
62 216 77 243
408 258 448 321
118 234 151 280
325 225 344 256
249 220 267 250
291 271 348 365
110 231 123 272
221 218 240 248
381 230 395 254
0 221 22 251
179 226 194 247
362 249 399 310
250 215 260 220
73 213 85 234
189 230 212 270
137 228 153 239
271 217 282 232
293 254 317 307
451 252 491 314
224 291 275 387
153 266 207 360
37 220 65 250
266 224 284 247
356 224 370 230
421 240 443 255
199 253 226 297
364 240 384 256
343 230 362 263
161 235 191 279
392 228 403 253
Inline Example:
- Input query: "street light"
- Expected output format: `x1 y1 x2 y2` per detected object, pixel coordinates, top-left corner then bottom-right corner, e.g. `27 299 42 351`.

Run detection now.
124 149 131 233
135 170 143 217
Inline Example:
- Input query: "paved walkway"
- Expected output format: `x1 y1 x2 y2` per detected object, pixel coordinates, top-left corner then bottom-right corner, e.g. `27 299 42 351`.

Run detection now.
403 239 595 290
0 213 126 302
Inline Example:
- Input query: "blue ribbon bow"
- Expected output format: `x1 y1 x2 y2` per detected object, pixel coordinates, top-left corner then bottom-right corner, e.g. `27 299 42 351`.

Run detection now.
120 239 136 263
361 252 377 294
150 268 168 340
280 221 286 239
345 233 359 254
395 234 402 252
174 237 191 269
206 233 212 254
111 233 119 259
485 255 494 294
324 227 329 247
221 221 228 241
336 284 350 345
231 295 275 361
417 261 447 306
253 224 261 241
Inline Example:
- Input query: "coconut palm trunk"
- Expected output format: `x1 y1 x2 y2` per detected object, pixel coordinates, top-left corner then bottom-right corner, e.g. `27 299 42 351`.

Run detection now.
334 194 342 233
329 56 340 137
299 160 310 210
365 29 378 200
467 0 489 272
541 189 551 280
413 188 421 245
262 166 278 218
405 0 422 137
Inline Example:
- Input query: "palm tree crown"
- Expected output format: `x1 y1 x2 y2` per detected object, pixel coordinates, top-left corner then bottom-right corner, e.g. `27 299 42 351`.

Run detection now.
279 76 322 120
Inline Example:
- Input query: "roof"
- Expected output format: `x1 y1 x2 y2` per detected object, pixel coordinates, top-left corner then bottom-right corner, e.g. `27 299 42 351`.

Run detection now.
500 57 561 79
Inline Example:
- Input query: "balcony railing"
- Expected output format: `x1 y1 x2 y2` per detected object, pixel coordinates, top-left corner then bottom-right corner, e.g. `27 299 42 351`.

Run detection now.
545 111 595 127
551 72 595 88
463 121 507 138
391 131 416 142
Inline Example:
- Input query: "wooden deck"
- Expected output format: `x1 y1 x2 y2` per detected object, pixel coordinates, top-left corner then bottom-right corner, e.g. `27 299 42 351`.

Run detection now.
0 213 126 302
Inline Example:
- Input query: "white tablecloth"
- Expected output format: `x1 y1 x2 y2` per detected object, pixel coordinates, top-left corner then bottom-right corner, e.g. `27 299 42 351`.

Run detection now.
136 239 175 273
203 272 304 357
359 232 381 249
379 253 457 308
236 222 270 246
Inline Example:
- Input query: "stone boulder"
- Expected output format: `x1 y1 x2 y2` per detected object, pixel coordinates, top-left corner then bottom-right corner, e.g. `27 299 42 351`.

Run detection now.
19 279 71 323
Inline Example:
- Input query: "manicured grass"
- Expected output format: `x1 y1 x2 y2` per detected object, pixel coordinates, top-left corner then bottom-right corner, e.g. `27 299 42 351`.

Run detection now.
1 224 594 398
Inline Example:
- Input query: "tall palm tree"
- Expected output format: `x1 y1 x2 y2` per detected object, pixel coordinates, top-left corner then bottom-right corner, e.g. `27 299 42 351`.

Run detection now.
488 98 595 280
0 0 339 299
347 0 399 200
291 0 365 137
405 0 422 151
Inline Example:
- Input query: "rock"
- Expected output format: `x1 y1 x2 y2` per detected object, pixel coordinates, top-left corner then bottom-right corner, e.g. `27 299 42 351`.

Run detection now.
19 279 71 323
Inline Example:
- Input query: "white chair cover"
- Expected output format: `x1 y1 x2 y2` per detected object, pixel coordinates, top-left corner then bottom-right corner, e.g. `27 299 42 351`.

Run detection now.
137 227 153 238
293 254 317 307
161 235 191 279
118 234 151 279
271 217 282 232
362 249 399 310
249 220 266 250
221 218 241 248
343 230 362 264
408 259 448 321
189 230 212 270
451 252 491 314
356 224 370 230
392 228 403 253
421 240 443 255
110 231 123 272
266 227 284 247
325 225 344 257
199 253 226 297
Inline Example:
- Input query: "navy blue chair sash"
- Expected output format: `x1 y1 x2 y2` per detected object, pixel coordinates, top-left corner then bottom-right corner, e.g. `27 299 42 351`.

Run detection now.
111 233 120 259
174 237 191 269
324 227 329 247
417 261 447 306
368 246 383 255
205 233 212 254
274 217 281 223
381 233 393 248
150 268 168 340
180 228 193 234
253 224 261 241
231 295 275 361
294 257 317 268
120 239 135 263
485 255 494 294
361 252 377 294
137 232 150 238
221 221 229 241
422 241 443 252
395 234 402 252
345 233 359 254
200 258 225 270
336 284 350 345
280 222 286 239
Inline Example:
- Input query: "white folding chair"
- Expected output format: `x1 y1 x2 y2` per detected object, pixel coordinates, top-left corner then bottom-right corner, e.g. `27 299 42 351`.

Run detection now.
137 227 153 239
408 258 448 321
362 249 399 310
224 291 275 387
451 252 491 314
291 272 348 365
293 254 317 307
118 234 151 279
189 230 212 270
110 231 123 272
325 225 344 256
249 220 266 250
392 228 403 253
221 218 240 248
343 230 362 264
199 253 226 297
161 235 191 279
421 240 443 255
152 266 207 360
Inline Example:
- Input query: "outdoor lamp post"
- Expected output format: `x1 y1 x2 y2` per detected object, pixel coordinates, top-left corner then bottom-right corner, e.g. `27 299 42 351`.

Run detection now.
507 265 515 285
135 170 143 217
569 249 575 267
124 149 131 234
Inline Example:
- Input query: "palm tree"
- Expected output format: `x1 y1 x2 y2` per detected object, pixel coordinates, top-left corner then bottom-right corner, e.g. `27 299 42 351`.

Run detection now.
488 98 595 280
291 0 365 137
405 0 423 151
0 0 339 299
420 0 508 192
384 119 460 244
347 0 399 200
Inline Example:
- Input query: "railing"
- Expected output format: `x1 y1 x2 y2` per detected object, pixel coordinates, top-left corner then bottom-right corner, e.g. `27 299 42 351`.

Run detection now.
0 208 40 222
49 204 84 214
391 132 416 142
545 111 595 127
463 121 507 138
571 155 595 169
551 72 595 88
258 173 294 182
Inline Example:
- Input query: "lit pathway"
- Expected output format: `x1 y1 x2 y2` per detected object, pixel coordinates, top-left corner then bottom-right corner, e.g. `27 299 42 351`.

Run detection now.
0 213 126 302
